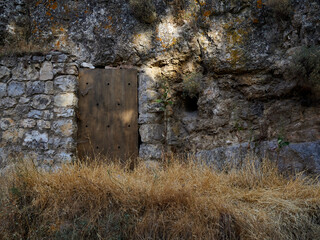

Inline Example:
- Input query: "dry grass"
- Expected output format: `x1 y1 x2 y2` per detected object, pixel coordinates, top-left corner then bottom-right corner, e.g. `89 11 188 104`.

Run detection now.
0 40 51 57
129 0 157 24
0 155 320 240
265 0 292 19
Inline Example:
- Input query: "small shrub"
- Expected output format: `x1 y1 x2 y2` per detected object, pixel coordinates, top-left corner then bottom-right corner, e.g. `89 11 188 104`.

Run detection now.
181 72 202 112
265 0 292 19
156 79 173 112
0 40 50 57
182 72 202 99
129 0 157 24
155 79 173 149
288 46 320 103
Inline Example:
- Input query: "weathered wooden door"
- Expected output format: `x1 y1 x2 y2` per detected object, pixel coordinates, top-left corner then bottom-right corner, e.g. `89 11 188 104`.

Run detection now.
77 68 138 160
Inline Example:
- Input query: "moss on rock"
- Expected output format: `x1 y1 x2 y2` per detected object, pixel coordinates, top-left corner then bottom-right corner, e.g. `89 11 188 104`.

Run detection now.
129 0 157 24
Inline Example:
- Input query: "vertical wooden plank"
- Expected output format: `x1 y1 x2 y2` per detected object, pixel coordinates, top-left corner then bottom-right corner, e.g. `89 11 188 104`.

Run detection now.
77 69 96 158
77 68 138 161
121 69 138 159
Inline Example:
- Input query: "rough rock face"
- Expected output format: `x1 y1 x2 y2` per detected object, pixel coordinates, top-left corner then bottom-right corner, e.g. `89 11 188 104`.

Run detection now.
0 0 320 172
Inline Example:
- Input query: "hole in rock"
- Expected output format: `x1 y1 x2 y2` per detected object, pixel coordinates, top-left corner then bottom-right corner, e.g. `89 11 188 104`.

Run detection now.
184 95 199 112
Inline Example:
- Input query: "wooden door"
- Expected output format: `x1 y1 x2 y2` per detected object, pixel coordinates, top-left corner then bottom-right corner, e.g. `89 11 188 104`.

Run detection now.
77 68 138 160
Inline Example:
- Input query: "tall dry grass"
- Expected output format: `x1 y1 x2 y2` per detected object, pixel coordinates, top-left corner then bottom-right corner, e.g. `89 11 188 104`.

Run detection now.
0 156 320 240
0 40 51 57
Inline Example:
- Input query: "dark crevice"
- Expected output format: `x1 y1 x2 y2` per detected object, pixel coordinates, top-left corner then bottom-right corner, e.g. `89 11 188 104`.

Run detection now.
91 65 107 69
184 95 199 112
196 39 209 75
138 130 142 149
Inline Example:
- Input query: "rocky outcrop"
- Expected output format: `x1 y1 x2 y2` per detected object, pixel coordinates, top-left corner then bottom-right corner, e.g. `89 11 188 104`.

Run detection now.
0 0 319 172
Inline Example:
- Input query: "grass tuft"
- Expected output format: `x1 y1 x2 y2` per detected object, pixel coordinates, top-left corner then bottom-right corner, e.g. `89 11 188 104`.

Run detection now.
265 0 292 19
129 0 157 24
0 40 51 57
0 156 320 239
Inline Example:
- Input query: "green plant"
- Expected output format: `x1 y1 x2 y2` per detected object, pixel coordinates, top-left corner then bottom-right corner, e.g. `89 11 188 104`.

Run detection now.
277 136 290 149
265 0 292 19
275 136 290 164
155 79 173 151
129 0 157 24
288 46 320 101
155 80 173 111
182 72 202 98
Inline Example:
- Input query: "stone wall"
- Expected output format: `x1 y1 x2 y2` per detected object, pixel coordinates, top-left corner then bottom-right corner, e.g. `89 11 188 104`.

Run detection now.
137 66 320 173
0 0 320 173
138 68 164 160
0 52 78 170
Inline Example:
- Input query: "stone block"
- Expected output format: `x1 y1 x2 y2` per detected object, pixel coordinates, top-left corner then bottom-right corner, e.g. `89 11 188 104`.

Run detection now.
167 121 183 145
0 118 14 130
54 75 77 92
139 144 162 160
43 110 54 120
53 63 78 75
139 73 157 91
8 81 25 97
23 131 48 150
0 83 7 98
0 97 17 109
139 124 164 143
20 119 36 128
37 120 51 130
31 95 52 110
54 151 73 163
81 62 95 69
45 55 52 61
49 137 74 150
138 112 162 124
12 63 39 80
27 110 43 119
2 128 25 143
54 93 77 107
19 97 30 104
14 104 31 116
45 81 54 94
0 66 10 81
52 54 68 63
54 108 75 118
52 119 75 137
139 89 159 105
32 55 45 62
0 58 17 68
39 61 53 80
26 81 45 95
